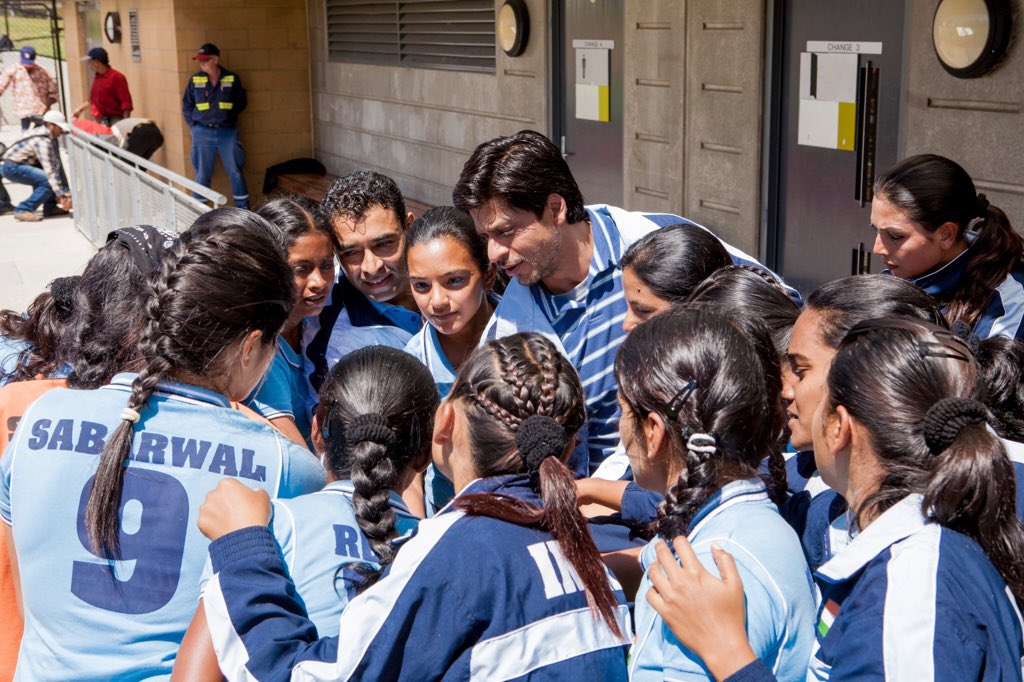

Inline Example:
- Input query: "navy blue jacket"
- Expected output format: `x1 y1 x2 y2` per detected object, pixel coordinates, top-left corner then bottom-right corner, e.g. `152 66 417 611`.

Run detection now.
182 66 246 128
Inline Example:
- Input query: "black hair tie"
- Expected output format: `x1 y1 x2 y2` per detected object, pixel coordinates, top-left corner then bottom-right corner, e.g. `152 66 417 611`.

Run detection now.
949 320 981 357
515 414 568 474
922 397 988 455
347 413 396 447
49 275 79 318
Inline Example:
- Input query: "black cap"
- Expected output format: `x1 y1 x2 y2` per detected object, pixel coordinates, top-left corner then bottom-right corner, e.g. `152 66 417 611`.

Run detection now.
81 46 109 64
193 43 220 60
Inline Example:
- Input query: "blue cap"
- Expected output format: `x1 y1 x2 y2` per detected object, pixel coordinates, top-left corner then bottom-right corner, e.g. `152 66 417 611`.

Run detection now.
19 46 36 65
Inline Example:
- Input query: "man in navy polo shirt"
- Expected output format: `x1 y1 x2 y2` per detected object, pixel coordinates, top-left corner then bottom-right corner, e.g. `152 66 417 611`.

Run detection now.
181 43 249 208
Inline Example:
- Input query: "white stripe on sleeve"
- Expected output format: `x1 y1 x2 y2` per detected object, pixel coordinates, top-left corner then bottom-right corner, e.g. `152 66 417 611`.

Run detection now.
882 524 941 681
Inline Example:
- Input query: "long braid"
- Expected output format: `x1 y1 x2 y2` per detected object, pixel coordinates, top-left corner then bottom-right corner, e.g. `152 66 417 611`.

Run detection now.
657 428 718 539
85 242 184 557
349 437 400 567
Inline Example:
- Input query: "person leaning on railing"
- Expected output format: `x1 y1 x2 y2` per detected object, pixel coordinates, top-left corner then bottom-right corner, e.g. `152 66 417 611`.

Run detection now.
0 110 72 222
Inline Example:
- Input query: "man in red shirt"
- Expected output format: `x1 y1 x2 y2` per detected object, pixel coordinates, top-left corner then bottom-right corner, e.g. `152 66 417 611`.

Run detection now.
71 47 133 126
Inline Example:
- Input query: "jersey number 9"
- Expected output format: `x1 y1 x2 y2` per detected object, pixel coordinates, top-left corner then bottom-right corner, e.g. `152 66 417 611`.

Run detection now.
70 468 189 614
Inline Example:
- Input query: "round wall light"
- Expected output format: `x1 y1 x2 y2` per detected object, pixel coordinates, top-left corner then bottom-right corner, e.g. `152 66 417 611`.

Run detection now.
932 0 1012 78
498 0 529 57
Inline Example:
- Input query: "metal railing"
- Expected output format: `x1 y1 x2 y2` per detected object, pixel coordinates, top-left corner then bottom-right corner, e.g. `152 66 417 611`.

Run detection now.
64 128 226 246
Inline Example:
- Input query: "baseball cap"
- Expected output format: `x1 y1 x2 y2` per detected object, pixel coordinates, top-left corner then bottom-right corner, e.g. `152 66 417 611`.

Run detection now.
42 110 70 132
193 43 220 60
19 46 36 65
81 47 109 63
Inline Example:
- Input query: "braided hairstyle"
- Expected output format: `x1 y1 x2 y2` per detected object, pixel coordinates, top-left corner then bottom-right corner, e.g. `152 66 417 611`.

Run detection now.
0 276 78 383
86 212 294 557
616 306 786 539
875 154 1024 329
314 345 438 587
827 317 1024 605
448 332 621 636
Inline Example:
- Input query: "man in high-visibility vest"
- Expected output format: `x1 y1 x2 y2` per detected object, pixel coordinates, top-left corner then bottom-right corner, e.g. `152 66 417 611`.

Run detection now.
181 43 248 208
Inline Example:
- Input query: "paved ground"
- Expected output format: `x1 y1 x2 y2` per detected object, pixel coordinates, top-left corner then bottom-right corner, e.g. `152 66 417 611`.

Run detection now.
0 124 97 312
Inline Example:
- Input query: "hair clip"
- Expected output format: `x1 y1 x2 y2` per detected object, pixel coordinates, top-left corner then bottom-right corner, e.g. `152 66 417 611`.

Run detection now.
665 380 698 420
917 339 971 363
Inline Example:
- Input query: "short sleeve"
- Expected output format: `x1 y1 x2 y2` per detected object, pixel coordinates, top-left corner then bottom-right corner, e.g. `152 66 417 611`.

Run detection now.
246 356 295 421
0 444 13 524
277 441 325 499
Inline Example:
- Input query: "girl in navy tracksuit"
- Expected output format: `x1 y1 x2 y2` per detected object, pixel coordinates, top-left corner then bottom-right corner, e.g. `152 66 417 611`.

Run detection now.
644 317 1024 681
197 332 631 681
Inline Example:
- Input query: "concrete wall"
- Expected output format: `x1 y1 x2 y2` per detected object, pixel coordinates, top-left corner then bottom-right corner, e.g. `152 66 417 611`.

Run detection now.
61 0 313 205
902 0 1023 229
307 0 548 208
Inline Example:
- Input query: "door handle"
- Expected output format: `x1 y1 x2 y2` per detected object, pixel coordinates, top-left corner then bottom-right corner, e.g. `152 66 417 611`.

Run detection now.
560 135 573 158
854 61 880 207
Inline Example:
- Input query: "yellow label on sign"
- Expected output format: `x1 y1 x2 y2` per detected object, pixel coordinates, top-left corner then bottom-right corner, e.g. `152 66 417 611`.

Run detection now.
837 101 856 151
597 85 610 123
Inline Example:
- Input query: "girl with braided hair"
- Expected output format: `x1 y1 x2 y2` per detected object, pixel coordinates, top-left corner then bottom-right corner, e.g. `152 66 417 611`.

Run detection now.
872 153 1024 339
0 212 325 680
173 345 434 681
643 316 1024 682
194 332 631 681
617 305 813 681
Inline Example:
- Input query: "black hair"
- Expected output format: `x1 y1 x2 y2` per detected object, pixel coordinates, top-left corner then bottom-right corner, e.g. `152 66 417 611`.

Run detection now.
806 274 946 349
875 154 1024 328
453 130 587 224
689 265 801 358
621 224 731 304
615 306 787 538
828 318 1024 605
315 345 438 587
86 214 294 557
257 194 335 251
317 170 407 228
975 336 1024 442
450 333 621 637
0 276 78 383
406 205 488 275
65 239 157 390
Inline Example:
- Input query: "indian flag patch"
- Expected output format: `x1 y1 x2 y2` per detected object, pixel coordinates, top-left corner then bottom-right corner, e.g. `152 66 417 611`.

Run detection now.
817 599 840 637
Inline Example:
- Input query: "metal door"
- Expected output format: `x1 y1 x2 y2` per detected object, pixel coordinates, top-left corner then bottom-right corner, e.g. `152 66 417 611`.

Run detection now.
555 0 624 207
766 0 906 295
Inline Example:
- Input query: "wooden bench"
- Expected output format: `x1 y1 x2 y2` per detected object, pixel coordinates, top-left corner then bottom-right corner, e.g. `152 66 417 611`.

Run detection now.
276 172 433 217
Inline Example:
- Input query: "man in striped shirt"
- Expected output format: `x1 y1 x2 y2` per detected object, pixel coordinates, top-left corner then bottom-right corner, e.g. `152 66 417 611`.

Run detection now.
454 130 788 477
0 110 71 222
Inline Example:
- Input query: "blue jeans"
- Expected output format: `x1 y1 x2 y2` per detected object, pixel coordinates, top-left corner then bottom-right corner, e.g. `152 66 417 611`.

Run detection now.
189 125 248 208
1 161 58 213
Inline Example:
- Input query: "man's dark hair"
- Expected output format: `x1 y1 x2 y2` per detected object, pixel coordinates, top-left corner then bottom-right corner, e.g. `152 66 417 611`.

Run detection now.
317 170 407 227
453 130 586 224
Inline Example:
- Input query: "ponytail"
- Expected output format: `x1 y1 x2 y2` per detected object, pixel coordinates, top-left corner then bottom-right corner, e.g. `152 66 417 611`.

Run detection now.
946 202 1024 328
452 333 622 637
0 276 78 383
85 211 294 557
315 345 439 590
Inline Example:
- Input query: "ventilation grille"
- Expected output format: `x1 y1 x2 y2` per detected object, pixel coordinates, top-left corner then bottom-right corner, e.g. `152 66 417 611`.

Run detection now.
129 10 140 63
326 0 495 72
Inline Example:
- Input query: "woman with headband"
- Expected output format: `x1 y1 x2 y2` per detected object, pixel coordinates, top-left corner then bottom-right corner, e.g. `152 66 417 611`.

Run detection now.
871 154 1024 339
644 317 1024 681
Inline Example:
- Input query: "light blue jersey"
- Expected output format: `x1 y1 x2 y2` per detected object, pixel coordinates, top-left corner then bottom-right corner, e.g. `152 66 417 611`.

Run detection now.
200 480 418 637
246 335 315 443
631 478 815 682
0 373 325 681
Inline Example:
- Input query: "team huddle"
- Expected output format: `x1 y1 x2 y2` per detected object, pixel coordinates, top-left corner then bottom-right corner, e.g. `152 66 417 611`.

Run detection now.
0 130 1023 681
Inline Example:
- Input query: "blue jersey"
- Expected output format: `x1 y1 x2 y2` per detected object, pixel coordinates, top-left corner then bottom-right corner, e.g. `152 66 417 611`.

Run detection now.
631 478 815 681
202 480 418 637
246 335 315 443
202 474 632 680
903 242 1024 340
810 494 1024 681
304 276 421 402
0 373 325 681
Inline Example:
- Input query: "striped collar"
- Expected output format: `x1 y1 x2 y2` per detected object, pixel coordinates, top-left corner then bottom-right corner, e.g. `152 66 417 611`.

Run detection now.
815 494 928 583
321 479 414 518
104 372 231 408
683 477 770 538
534 206 623 319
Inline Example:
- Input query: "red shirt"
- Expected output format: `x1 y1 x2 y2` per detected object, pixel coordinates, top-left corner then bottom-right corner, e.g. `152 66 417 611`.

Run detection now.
89 67 133 118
